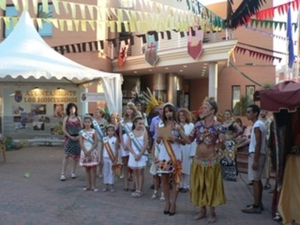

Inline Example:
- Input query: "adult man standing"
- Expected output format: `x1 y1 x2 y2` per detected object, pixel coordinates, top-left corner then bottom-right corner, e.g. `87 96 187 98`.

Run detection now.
180 97 226 223
242 105 267 214
149 103 164 145
259 110 272 190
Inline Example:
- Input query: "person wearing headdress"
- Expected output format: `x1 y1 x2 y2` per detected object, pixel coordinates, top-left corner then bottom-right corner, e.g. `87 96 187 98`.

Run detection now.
156 102 186 216
132 89 149 129
143 88 164 198
180 97 226 223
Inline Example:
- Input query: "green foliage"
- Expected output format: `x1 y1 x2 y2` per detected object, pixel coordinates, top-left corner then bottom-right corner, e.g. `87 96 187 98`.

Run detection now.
233 95 251 116
262 83 273 90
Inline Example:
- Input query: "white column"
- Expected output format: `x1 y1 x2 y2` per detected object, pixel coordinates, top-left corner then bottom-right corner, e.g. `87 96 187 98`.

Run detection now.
208 62 218 100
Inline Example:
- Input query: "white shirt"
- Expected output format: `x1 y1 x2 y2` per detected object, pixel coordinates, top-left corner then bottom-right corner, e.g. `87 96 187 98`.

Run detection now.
249 120 267 154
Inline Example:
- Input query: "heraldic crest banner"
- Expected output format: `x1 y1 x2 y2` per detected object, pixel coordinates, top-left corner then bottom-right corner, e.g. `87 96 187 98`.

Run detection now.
187 27 203 60
118 40 129 68
145 34 159 66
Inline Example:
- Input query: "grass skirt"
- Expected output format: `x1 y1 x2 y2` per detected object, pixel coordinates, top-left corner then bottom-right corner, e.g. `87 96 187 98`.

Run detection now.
190 157 226 207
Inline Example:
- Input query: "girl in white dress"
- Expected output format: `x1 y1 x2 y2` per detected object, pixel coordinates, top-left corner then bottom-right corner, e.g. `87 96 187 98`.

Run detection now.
118 102 138 191
128 116 149 197
79 116 99 192
176 108 195 193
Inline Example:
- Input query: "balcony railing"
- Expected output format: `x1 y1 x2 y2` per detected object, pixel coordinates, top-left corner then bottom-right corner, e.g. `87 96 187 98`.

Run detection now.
110 29 231 60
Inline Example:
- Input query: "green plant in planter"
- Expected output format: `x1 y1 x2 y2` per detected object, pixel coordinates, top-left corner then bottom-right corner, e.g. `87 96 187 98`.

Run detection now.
233 95 250 116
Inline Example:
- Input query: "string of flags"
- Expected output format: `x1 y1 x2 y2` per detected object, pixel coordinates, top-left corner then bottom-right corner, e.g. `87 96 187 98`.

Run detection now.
50 29 282 67
0 0 224 33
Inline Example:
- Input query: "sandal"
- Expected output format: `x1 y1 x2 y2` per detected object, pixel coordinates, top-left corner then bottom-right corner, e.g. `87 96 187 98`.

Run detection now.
151 192 158 199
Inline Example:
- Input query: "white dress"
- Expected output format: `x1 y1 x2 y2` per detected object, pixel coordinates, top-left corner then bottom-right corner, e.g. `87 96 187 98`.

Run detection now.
119 121 133 157
180 123 195 175
156 122 182 174
128 131 147 169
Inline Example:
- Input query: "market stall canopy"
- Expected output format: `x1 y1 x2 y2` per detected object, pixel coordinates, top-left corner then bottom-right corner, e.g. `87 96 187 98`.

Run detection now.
258 81 300 112
0 11 122 114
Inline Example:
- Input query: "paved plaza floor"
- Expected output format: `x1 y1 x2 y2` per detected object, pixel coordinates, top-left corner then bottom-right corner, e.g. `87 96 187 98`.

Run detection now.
0 146 280 225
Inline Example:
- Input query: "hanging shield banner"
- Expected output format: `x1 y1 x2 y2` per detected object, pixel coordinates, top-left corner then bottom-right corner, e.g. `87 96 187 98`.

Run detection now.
145 34 159 66
187 28 203 60
15 90 22 102
118 40 129 68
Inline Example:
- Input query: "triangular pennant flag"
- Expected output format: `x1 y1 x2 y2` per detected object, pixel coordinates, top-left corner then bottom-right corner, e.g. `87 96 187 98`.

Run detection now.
51 19 58 28
87 5 94 19
74 20 80 31
79 4 86 19
66 19 73 31
62 1 69 14
70 2 76 18
59 19 65 31
52 0 59 15
42 0 49 13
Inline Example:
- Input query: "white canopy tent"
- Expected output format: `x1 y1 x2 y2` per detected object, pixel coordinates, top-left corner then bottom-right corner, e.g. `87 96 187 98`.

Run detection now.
0 11 122 115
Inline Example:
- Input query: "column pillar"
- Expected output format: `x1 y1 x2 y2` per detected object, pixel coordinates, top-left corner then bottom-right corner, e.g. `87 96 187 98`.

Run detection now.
167 73 183 106
208 62 218 100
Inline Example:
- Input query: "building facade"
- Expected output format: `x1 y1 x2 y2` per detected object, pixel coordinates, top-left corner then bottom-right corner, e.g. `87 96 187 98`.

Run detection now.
0 0 276 117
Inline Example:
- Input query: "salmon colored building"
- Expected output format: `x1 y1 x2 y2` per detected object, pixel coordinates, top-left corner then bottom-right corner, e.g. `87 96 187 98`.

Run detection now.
0 0 276 118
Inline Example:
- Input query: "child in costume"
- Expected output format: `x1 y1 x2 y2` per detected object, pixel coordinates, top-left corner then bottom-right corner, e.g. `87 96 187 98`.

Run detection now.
79 115 99 192
101 124 119 192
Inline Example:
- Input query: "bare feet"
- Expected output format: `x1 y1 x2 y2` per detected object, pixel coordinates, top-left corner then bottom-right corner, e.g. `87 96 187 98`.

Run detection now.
193 213 206 220
207 214 216 223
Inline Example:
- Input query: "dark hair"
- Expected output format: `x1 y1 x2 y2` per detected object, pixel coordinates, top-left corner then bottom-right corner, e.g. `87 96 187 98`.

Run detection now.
205 97 218 115
224 109 232 117
83 115 93 129
247 104 260 118
163 104 176 123
66 103 78 116
106 124 115 131
132 116 143 130
235 118 243 126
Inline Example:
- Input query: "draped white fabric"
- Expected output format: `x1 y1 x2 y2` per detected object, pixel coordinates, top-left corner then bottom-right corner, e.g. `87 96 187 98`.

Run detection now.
0 11 122 115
